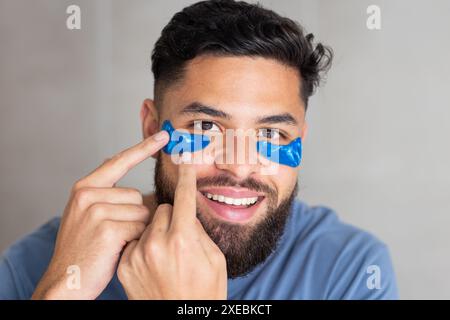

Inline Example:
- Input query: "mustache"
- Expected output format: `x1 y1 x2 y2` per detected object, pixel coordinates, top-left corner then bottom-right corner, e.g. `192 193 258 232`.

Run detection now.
196 174 276 196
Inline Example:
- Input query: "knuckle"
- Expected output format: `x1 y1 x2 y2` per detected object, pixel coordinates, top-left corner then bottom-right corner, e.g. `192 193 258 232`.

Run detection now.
127 188 143 204
72 179 87 192
72 187 93 208
143 240 162 262
169 233 187 252
88 203 106 219
98 221 116 242
126 187 140 196
143 237 159 253
137 204 150 215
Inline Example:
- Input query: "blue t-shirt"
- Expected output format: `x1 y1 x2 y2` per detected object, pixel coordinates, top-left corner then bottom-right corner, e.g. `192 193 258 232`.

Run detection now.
0 200 398 299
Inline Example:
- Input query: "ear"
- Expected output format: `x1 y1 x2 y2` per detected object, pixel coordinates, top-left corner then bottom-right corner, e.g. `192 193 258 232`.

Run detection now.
140 99 161 159
140 98 159 139
301 121 309 142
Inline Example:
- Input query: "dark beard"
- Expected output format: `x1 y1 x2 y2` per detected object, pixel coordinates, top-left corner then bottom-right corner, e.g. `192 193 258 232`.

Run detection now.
154 155 298 279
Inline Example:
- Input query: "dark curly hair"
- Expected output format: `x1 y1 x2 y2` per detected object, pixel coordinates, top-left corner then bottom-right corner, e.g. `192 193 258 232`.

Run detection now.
151 0 333 110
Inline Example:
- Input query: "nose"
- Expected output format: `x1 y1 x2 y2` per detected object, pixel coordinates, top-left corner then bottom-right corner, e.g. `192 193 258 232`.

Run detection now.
213 132 260 180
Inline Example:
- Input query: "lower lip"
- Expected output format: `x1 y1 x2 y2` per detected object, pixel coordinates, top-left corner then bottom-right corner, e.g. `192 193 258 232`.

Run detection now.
200 192 263 223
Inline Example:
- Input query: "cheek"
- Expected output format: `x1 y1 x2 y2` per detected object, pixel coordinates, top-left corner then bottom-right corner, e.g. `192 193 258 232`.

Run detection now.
160 155 177 179
161 153 215 182
272 168 298 200
191 162 217 180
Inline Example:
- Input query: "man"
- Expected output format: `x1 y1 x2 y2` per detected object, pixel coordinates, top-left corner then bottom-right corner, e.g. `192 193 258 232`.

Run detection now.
0 0 398 299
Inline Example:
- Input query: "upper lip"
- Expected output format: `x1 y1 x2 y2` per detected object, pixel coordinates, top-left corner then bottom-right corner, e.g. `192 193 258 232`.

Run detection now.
199 187 264 198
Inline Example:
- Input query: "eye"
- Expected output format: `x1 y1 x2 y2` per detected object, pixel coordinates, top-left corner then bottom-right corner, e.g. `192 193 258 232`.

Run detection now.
257 128 280 140
192 120 221 133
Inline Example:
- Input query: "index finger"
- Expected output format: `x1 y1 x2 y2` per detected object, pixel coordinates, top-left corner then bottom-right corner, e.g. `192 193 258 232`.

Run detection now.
170 155 198 230
80 130 169 188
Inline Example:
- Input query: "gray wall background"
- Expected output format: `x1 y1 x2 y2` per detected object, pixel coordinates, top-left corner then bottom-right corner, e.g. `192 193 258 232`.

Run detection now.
1 0 449 299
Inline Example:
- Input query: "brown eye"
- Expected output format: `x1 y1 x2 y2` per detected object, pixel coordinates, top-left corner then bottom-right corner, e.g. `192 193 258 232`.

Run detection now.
258 128 280 140
193 120 221 132
202 121 213 130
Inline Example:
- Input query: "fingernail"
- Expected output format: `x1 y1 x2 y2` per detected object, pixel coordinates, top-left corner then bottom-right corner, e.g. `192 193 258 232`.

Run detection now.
153 130 168 141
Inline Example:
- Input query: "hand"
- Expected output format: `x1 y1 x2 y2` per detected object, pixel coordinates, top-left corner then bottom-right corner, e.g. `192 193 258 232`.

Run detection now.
31 131 169 300
117 160 228 299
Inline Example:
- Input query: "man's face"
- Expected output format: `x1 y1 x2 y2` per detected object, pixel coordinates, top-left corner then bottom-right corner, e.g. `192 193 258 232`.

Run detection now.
150 55 307 278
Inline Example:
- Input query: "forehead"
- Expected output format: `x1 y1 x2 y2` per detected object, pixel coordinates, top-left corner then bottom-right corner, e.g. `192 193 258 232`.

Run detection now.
160 55 305 122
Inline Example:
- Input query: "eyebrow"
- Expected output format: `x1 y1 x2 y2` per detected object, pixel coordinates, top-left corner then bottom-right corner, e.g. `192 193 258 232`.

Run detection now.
179 102 298 126
256 113 298 126
180 102 231 119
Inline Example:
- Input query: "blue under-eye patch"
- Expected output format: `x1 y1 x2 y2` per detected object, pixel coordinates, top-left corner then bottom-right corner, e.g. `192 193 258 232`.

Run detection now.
257 137 302 168
162 120 210 155
161 120 302 167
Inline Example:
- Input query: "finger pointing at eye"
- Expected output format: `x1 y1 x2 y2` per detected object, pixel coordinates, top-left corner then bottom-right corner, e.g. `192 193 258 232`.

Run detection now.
171 156 197 232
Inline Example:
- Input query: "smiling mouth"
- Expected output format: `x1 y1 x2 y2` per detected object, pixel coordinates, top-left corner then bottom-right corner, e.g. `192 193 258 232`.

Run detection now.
199 189 265 222
200 191 263 208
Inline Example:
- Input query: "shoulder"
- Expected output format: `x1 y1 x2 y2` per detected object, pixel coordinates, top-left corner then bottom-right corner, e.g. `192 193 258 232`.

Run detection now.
288 201 382 251
282 200 398 299
0 217 60 299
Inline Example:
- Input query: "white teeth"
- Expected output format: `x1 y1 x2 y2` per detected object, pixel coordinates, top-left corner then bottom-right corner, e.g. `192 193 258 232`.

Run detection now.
203 192 259 206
